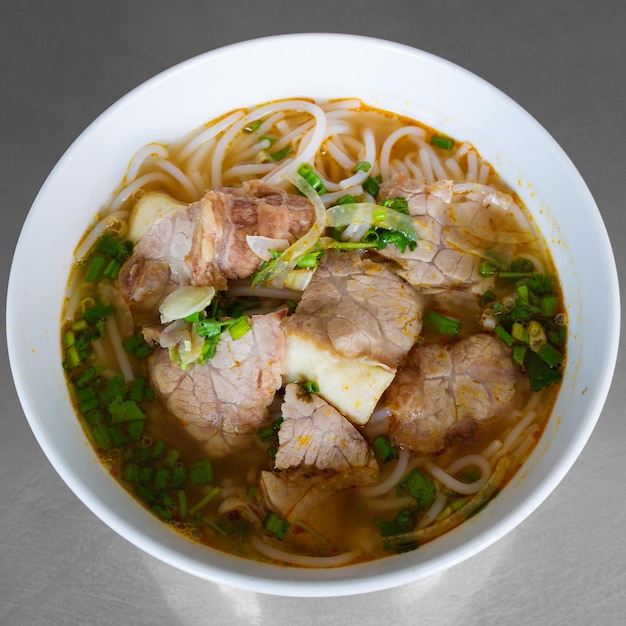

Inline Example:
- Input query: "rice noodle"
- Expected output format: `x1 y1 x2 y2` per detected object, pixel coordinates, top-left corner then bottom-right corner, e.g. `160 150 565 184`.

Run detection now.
359 450 411 497
416 492 448 529
152 158 200 199
125 143 169 182
494 410 538 461
250 534 356 568
176 110 245 163
379 126 427 180
104 317 134 382
110 172 172 211
423 454 491 495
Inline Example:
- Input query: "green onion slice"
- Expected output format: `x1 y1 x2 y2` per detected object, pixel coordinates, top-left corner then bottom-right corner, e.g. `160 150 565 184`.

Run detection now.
326 202 418 243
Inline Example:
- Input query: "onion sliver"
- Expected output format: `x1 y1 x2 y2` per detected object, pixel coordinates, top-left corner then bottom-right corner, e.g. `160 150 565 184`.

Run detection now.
246 235 290 261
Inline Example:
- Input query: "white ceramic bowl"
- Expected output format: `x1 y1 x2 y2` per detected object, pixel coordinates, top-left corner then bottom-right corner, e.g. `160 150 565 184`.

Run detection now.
7 34 620 597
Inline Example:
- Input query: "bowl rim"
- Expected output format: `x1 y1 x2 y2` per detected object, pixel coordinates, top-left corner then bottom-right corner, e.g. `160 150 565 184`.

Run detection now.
6 32 621 597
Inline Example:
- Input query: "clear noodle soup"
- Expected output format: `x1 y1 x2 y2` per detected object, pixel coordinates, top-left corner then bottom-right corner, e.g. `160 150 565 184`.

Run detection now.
62 99 565 567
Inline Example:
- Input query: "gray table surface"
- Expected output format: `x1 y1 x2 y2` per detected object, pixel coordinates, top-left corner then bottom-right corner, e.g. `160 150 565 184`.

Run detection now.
2 1 625 624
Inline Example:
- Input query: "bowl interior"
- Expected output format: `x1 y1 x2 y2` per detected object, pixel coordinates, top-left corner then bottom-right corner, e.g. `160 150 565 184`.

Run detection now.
6 34 619 597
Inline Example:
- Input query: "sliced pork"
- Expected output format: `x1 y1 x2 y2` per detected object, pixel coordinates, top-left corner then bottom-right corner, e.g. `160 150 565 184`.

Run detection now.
283 250 424 425
148 310 285 457
220 385 379 541
377 175 536 292
119 181 314 320
274 383 378 472
381 333 521 455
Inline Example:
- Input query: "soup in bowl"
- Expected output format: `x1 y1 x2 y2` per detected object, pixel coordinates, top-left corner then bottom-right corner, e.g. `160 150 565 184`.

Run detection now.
6 34 619 596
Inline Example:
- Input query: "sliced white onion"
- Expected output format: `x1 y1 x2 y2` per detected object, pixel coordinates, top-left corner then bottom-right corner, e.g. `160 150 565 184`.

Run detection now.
245 235 290 261
159 285 216 323
282 268 315 291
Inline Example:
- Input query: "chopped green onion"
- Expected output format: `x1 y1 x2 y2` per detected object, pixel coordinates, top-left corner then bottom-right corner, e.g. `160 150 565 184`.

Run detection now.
123 332 153 359
177 490 188 519
540 295 559 317
297 163 327 195
90 423 111 451
127 419 144 442
122 463 140 482
295 250 323 268
109 398 145 424
537 343 563 368
337 194 356 205
526 349 562 391
83 301 114 324
103 258 122 280
171 464 187 490
302 380 319 394
151 440 166 459
189 459 214 485
154 467 170 491
479 258 499 277
372 207 387 223
380 197 409 214
263 511 291 540
494 324 515 346
270 145 294 162
399 470 436 511
352 161 371 173
138 466 154 484
423 310 462 337
163 449 180 467
372 435 399 463
511 322 529 344
430 135 455 150
65 345 81 369
513 345 527 368
188 486 221 516
244 119 263 133
228 316 251 341
134 485 156 503
85 255 107 282
363 174 382 197
150 504 173 520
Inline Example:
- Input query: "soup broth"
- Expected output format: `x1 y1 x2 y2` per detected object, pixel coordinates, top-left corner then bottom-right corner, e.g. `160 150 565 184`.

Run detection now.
62 99 565 567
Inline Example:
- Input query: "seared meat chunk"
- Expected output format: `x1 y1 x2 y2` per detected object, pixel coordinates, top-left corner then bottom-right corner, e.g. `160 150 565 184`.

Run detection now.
377 175 535 292
283 250 424 425
119 181 313 319
382 333 520 455
148 311 285 457
259 384 379 524
218 385 379 550
119 201 199 318
275 383 378 472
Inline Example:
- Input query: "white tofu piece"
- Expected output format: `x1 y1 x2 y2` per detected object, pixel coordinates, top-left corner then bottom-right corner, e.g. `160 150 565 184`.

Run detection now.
283 332 395 425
